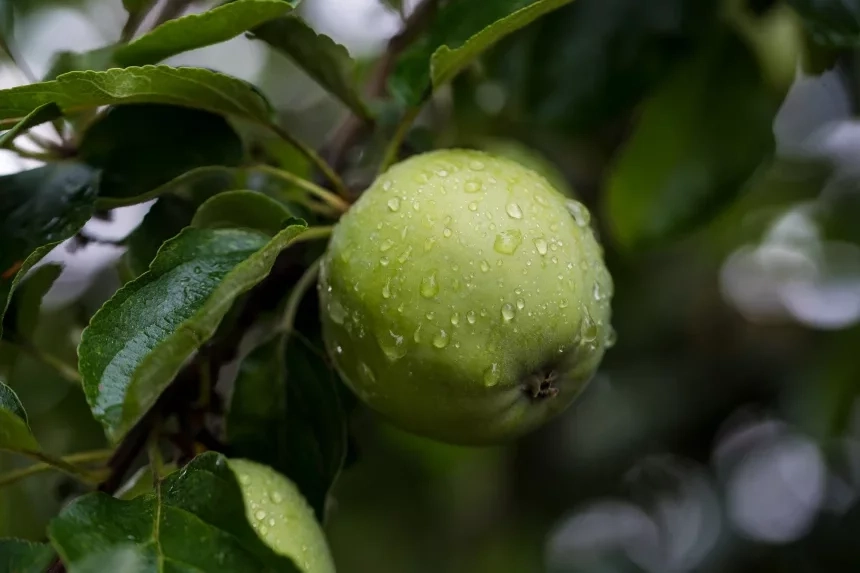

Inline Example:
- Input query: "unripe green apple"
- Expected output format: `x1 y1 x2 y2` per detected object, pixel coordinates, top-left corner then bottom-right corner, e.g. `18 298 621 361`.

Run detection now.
319 149 613 444
228 458 335 573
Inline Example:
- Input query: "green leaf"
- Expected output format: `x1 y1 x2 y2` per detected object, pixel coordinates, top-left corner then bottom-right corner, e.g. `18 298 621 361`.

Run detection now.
0 164 98 339
0 538 54 573
0 381 40 454
252 16 372 119
0 103 61 148
788 0 860 46
43 47 119 81
114 0 297 67
79 104 244 202
192 190 293 235
605 33 780 249
79 222 308 442
2 263 63 343
391 0 573 106
227 335 346 521
49 452 300 572
0 66 272 130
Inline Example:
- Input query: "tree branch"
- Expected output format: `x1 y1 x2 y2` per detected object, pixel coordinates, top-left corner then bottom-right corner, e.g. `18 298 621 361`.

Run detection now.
325 0 439 171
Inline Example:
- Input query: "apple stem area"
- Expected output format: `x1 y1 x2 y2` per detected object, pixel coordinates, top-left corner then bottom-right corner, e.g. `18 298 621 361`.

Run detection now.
524 369 560 400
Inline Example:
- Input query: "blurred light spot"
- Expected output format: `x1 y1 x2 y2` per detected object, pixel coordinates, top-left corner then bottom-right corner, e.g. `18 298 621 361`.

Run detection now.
18 4 113 78
475 81 507 115
165 36 267 84
717 417 825 543
548 457 720 573
546 500 657 569
774 68 852 159
302 0 405 57
779 241 860 329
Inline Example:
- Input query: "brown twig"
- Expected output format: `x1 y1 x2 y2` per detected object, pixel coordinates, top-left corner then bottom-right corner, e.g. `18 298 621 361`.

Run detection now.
325 0 439 171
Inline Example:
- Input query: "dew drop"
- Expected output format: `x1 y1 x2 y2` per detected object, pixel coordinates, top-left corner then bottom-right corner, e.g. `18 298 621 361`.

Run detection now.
328 299 346 325
492 229 522 255
469 160 485 171
387 197 401 212
464 180 483 193
466 310 477 324
506 202 523 219
382 180 393 191
426 311 435 320
468 201 478 211
550 222 560 232
380 256 390 266
413 325 422 343
239 474 250 485
378 330 407 361
535 194 548 206
551 256 558 264
483 363 501 387
593 282 604 301
420 273 440 298
581 310 598 342
605 326 617 348
412 201 420 211
380 239 394 252
450 312 460 326
270 491 283 503
480 260 490 273
268 518 276 527
432 329 450 348
359 362 376 384
424 237 436 251
443 227 453 238
559 299 569 309
516 298 525 310
398 246 413 263
382 280 392 299
501 303 516 322
566 200 591 227
534 238 548 256
255 510 267 521
260 525 269 535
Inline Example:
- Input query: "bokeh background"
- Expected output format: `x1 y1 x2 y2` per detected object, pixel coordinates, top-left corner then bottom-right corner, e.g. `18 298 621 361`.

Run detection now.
3 1 860 572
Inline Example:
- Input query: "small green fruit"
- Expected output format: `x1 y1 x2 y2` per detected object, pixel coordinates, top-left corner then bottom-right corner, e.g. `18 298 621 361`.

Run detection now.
229 458 335 573
319 149 613 444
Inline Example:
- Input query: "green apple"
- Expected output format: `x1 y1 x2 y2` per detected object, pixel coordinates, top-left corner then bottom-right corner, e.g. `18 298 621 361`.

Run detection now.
319 149 613 444
479 138 574 198
229 458 335 573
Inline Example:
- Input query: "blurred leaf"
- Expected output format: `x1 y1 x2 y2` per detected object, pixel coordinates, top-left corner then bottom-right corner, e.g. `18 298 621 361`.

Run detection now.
124 197 198 277
486 0 714 134
0 66 272 130
605 33 780 248
2 264 62 343
252 16 371 119
391 0 573 106
227 334 346 521
114 0 297 67
0 164 98 339
0 538 54 573
789 0 860 46
78 222 308 442
43 47 118 81
191 190 292 235
0 103 61 147
0 382 40 454
79 104 244 203
49 452 300 572
122 0 150 13
115 462 178 500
